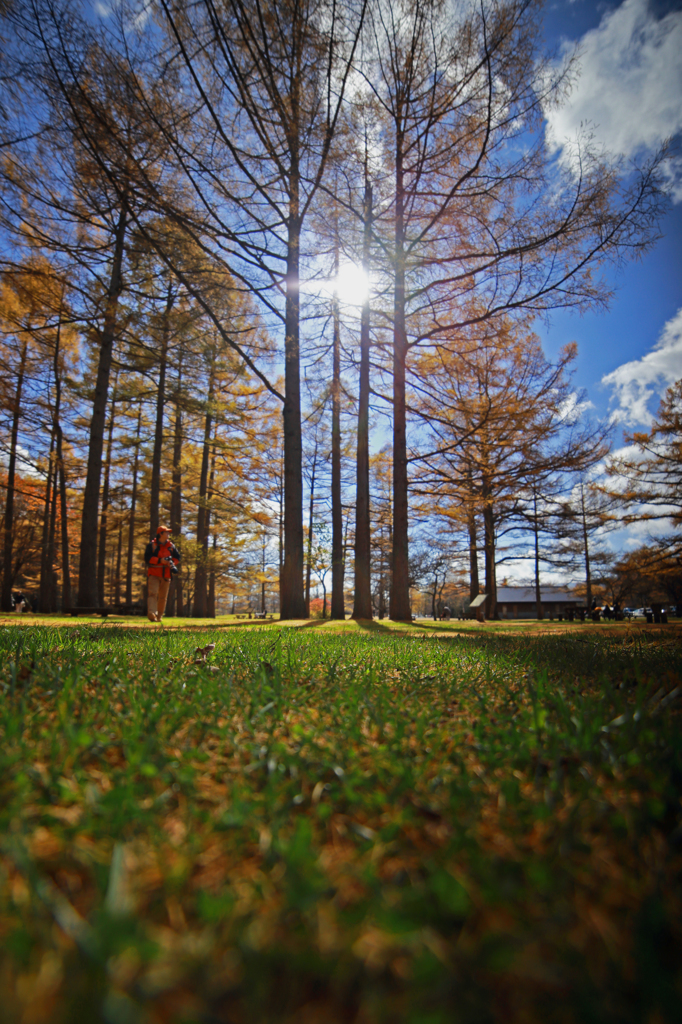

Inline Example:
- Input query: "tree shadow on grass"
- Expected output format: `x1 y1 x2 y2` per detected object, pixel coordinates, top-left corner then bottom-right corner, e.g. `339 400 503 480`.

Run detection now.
353 619 394 633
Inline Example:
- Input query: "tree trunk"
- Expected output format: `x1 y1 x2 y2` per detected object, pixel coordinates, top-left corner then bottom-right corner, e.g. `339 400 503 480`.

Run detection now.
125 404 142 605
207 532 217 617
46 446 59 612
203 438 217 619
193 360 215 618
97 384 117 606
390 142 411 622
352 177 373 620
278 449 284 580
167 352 184 616
378 524 387 619
39 426 56 610
304 447 317 617
330 240 344 620
437 576 447 615
533 489 543 619
115 522 123 605
581 484 592 608
77 201 127 607
49 303 70 611
1 337 28 611
43 306 69 612
468 511 479 603
58 459 70 610
280 144 306 619
483 486 497 620
149 281 174 535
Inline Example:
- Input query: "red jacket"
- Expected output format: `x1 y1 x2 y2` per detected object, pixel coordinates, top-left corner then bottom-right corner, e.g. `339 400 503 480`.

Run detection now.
144 538 180 581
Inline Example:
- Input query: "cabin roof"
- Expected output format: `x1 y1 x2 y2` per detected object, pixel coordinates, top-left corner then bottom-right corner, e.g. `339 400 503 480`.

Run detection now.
496 586 580 603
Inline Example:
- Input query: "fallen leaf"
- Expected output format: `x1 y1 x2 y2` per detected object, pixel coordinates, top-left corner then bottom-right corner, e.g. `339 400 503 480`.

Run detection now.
46 805 83 825
195 644 216 658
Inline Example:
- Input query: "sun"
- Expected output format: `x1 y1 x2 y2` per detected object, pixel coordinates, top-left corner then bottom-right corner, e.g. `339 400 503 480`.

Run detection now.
335 262 370 306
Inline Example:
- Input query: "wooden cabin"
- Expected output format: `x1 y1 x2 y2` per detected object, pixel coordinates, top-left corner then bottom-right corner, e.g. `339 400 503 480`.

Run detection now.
496 586 582 619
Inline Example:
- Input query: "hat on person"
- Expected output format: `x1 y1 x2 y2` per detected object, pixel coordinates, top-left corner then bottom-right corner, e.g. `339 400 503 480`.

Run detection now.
155 524 171 536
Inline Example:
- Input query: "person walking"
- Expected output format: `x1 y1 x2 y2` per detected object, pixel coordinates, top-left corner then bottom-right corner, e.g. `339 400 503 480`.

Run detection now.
144 526 180 623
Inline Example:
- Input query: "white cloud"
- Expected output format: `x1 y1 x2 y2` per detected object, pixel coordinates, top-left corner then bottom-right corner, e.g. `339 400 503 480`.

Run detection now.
545 0 682 196
601 306 682 425
0 443 43 478
557 390 594 423
612 514 670 551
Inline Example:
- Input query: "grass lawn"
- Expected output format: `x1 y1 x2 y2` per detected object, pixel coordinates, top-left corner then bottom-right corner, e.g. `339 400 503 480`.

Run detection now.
0 619 680 1023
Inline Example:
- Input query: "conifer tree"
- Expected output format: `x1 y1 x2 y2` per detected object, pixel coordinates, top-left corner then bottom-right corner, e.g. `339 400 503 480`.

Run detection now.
360 0 663 620
607 379 682 557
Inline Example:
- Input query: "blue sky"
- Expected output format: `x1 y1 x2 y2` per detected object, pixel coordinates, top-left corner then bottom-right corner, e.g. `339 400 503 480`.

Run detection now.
537 0 682 436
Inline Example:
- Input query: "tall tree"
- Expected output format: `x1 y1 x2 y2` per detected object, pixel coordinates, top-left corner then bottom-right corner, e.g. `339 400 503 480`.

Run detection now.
362 0 663 620
123 403 143 605
148 280 176 535
166 350 185 616
1 332 28 610
556 480 620 611
96 378 118 606
352 167 374 619
2 1 175 606
38 417 57 610
53 309 73 610
78 203 127 607
126 0 369 618
607 378 682 556
193 350 215 618
0 265 55 609
330 232 345 619
411 325 609 618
